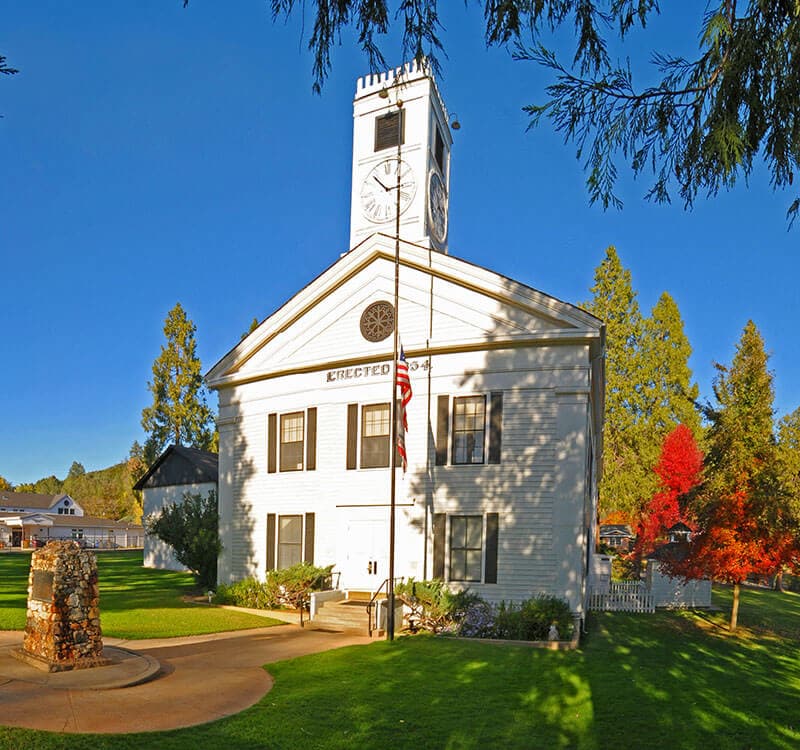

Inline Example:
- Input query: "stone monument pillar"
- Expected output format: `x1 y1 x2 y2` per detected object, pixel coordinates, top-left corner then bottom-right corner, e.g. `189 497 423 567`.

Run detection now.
14 540 110 672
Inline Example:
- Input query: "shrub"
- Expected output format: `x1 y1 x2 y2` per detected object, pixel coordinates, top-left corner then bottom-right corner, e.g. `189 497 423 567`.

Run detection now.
215 563 333 611
146 490 221 590
493 595 574 641
395 579 483 633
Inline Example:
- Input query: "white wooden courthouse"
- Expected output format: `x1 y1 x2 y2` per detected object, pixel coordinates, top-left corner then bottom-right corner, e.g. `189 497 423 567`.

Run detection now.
206 61 605 618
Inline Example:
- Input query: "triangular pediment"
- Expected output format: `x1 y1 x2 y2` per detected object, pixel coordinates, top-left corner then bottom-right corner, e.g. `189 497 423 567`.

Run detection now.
207 235 601 387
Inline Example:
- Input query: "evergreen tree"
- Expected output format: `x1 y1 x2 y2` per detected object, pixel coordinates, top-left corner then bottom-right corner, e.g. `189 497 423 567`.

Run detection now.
636 292 703 481
669 321 789 629
641 293 701 437
141 303 215 466
776 407 800 533
584 247 649 517
704 321 775 498
586 250 701 519
67 461 86 480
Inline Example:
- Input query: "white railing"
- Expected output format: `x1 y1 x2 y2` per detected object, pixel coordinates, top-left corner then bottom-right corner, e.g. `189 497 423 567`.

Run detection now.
589 581 655 614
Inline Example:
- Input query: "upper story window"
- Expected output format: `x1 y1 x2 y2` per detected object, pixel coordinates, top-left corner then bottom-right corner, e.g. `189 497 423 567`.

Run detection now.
375 110 405 152
280 412 305 471
453 396 486 464
346 402 404 470
361 403 391 468
268 408 317 474
436 392 503 467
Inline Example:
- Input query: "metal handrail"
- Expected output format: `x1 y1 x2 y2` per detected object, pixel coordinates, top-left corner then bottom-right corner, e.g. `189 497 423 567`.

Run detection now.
366 577 404 636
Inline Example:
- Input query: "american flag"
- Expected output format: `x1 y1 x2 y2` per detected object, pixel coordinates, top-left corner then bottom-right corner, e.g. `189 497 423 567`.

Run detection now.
396 346 412 471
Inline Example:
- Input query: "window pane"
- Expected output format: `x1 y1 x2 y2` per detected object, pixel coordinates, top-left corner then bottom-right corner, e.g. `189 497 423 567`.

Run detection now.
466 517 483 549
449 515 483 582
278 515 303 569
280 412 304 471
452 397 485 464
361 404 390 468
465 550 482 581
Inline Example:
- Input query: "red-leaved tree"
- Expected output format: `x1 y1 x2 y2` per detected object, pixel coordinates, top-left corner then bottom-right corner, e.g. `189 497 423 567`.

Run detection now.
633 424 703 560
663 322 795 631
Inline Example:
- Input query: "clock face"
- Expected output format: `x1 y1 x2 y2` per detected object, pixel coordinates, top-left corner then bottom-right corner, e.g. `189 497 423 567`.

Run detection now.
427 170 448 243
360 159 417 224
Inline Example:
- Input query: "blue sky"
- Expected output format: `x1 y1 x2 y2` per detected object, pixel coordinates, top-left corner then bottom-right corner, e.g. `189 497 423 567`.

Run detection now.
2 2 797 485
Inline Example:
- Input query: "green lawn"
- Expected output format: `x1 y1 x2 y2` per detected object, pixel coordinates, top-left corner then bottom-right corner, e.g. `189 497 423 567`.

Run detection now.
0 582 798 749
0 550 281 638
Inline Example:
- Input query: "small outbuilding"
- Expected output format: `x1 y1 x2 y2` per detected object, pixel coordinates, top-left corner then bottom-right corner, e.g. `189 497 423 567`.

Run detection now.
134 445 219 571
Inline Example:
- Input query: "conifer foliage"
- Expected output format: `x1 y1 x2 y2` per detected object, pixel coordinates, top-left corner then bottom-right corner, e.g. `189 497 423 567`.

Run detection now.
141 303 215 466
665 322 797 630
586 247 699 517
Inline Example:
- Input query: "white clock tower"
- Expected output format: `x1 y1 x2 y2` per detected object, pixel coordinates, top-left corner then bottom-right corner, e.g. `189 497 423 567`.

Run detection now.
349 60 454 253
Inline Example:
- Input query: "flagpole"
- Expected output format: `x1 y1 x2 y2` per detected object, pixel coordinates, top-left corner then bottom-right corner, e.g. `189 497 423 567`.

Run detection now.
387 95 403 642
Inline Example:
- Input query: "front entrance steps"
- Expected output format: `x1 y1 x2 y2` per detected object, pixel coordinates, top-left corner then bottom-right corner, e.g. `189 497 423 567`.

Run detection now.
309 591 385 637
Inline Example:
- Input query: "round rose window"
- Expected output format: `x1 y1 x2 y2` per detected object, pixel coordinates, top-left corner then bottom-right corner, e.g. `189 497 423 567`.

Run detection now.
359 301 395 342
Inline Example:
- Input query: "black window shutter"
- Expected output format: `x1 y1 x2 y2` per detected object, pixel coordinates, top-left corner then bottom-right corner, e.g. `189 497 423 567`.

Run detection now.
267 413 277 474
346 404 358 469
432 513 446 579
304 512 315 564
485 513 499 584
306 407 317 471
435 395 449 466
488 392 503 464
266 513 276 572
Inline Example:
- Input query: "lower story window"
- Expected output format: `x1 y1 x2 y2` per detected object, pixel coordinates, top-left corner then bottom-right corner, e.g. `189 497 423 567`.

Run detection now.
449 515 483 582
277 515 303 569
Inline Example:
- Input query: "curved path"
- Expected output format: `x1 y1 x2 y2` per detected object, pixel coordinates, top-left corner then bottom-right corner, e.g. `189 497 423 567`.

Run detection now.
0 625 370 734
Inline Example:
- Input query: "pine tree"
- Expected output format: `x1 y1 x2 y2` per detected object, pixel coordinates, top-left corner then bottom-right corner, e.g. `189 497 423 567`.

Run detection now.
669 321 787 630
586 250 701 519
636 292 703 480
141 303 215 465
704 321 775 497
776 407 800 542
585 247 649 517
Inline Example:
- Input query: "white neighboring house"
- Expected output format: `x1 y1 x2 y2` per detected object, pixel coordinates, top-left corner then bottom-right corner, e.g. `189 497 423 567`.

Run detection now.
135 445 219 571
0 491 143 548
205 62 605 617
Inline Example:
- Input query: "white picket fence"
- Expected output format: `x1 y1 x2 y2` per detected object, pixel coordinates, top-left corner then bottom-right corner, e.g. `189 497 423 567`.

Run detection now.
589 581 655 614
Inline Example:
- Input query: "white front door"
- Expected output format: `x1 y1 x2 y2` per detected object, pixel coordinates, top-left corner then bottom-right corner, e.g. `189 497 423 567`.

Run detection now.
339 514 389 592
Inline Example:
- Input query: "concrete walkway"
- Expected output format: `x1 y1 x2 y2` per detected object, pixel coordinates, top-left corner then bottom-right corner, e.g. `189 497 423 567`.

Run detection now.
0 625 370 734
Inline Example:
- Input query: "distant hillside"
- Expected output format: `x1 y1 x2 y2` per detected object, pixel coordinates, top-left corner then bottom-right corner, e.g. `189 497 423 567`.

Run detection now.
13 460 144 523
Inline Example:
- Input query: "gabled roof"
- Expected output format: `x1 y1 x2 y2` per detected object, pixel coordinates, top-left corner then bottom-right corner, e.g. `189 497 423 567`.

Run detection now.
600 524 634 537
207 234 603 388
0 491 74 512
133 444 219 491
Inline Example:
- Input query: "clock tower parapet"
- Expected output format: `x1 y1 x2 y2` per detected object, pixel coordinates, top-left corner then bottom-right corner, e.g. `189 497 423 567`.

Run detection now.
349 60 453 253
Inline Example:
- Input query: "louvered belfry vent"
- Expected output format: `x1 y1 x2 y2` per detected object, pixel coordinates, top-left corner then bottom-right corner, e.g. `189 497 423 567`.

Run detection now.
375 110 404 151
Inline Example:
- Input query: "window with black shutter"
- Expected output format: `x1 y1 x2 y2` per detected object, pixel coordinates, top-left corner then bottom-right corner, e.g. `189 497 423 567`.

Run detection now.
452 396 486 465
449 515 483 582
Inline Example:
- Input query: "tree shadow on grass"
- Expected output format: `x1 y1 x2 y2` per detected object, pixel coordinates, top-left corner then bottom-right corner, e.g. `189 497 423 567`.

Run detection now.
580 611 800 749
